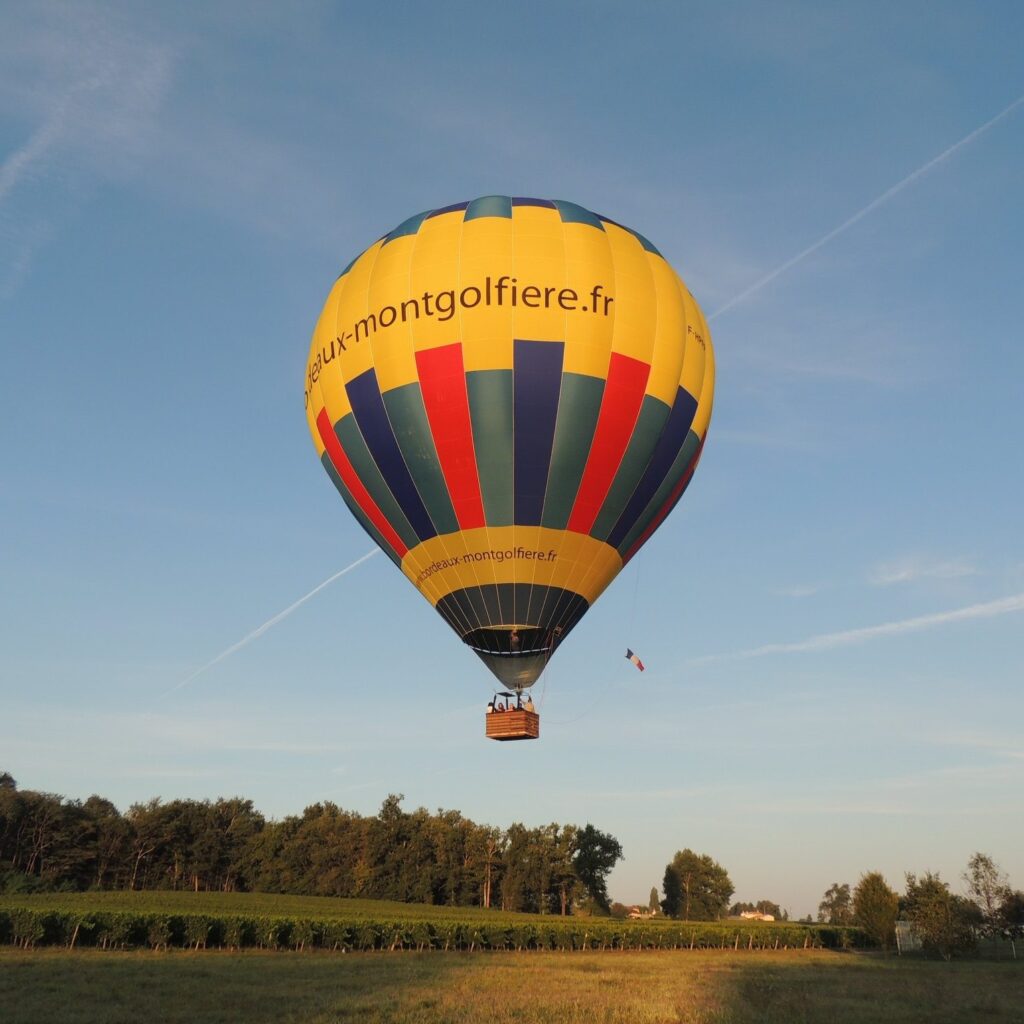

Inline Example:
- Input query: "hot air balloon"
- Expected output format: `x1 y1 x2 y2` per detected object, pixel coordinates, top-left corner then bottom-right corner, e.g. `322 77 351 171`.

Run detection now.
304 197 714 739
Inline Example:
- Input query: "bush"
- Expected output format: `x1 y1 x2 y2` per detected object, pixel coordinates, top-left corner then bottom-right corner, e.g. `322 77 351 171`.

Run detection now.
291 918 320 951
355 922 380 951
905 874 978 960
321 920 353 951
260 917 292 950
223 916 257 949
9 908 47 947
184 915 212 949
147 916 173 950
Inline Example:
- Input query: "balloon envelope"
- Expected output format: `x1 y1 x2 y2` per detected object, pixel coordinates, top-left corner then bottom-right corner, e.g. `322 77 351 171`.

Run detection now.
305 197 714 689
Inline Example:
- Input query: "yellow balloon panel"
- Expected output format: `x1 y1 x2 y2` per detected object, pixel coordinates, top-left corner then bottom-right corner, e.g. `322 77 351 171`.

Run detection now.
305 197 714 687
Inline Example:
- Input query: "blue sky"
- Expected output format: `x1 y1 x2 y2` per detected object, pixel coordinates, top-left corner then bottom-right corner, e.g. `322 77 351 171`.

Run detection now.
1 1 1022 917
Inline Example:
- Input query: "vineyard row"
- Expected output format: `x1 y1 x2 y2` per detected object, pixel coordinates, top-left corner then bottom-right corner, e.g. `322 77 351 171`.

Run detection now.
0 909 869 953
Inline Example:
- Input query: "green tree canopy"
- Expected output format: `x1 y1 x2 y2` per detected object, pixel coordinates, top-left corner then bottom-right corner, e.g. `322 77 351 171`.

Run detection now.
1000 890 1024 946
572 824 623 913
963 852 1011 943
818 882 853 924
904 871 978 960
0 772 621 916
660 849 733 921
853 871 898 950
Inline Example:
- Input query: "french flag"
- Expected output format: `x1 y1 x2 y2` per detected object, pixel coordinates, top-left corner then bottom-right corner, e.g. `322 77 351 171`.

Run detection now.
625 648 645 672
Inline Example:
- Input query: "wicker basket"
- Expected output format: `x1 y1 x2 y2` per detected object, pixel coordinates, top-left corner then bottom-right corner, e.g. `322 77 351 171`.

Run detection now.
485 709 540 741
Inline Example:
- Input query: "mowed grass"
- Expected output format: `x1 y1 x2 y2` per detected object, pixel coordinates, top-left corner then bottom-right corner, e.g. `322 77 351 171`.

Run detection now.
1 949 1021 1024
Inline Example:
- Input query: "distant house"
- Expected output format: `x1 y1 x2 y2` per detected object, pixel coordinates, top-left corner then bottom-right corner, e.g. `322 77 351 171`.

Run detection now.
739 911 775 922
627 906 659 919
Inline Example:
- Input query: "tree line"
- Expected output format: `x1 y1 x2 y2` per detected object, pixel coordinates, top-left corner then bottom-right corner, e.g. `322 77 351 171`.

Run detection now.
0 773 622 915
816 855 1024 958
11 767 1014 951
611 853 787 923
648 845 1022 961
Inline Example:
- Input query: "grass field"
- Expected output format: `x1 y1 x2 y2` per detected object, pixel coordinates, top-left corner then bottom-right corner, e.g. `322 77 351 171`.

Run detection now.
0 891 529 923
1 948 1022 1023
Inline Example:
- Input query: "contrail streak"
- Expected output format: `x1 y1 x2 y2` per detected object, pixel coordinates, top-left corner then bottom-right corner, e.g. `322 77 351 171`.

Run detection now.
152 96 1023 699
160 548 379 698
691 592 1024 663
0 72 112 207
708 91 1024 320
0 96 75 206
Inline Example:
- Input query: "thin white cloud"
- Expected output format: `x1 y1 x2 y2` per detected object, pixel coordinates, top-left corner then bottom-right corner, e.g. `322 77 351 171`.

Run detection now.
753 758 1024 816
750 797 1007 818
726 314 929 390
708 90 1024 320
868 555 977 586
0 702 425 769
773 583 823 598
929 730 1024 759
0 83 83 205
0 7 175 287
711 426 825 453
693 592 1024 662
159 549 379 698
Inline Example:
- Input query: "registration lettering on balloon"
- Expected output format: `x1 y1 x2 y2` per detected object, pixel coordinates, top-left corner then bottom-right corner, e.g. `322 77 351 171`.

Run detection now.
303 278 615 408
304 196 714 694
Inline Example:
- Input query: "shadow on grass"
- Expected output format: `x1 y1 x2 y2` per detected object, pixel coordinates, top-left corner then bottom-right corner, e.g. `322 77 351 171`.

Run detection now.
0 949 479 1024
712 953 1024 1024
1 949 1023 1024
